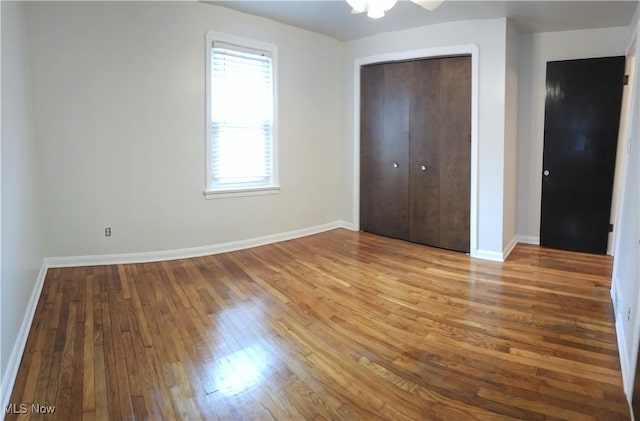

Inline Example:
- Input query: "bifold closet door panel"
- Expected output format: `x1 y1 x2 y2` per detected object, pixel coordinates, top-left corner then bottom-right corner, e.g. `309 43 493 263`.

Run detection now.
409 59 441 246
360 62 410 240
360 57 470 251
438 56 471 252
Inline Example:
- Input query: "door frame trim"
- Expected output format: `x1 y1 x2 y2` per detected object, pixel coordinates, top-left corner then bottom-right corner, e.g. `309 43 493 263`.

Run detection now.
612 28 639 259
351 44 479 258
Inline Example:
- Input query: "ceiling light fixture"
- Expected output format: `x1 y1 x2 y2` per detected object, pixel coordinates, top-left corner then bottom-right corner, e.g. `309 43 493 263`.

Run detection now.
345 0 445 18
346 0 398 19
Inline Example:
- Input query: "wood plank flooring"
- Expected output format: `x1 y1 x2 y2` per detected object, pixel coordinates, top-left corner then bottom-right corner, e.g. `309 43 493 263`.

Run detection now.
7 229 629 420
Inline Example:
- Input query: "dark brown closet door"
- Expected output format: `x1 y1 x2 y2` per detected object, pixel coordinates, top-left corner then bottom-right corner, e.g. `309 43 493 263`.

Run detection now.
409 59 441 246
409 56 471 252
360 62 411 240
437 56 471 252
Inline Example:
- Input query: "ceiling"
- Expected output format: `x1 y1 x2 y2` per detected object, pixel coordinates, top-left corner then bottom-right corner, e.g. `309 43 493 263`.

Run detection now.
207 0 638 41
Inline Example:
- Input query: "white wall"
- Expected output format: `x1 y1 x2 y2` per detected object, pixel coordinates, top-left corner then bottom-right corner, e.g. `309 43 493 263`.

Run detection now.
612 18 640 400
0 0 44 403
344 18 509 258
503 19 519 254
25 1 346 258
516 26 631 243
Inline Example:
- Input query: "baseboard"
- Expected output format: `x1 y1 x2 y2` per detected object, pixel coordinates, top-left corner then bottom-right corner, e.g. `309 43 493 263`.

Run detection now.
611 281 620 317
474 237 517 263
615 311 633 402
46 220 355 268
474 249 504 262
516 235 540 245
1 263 48 416
339 221 356 231
612 276 633 410
502 236 517 260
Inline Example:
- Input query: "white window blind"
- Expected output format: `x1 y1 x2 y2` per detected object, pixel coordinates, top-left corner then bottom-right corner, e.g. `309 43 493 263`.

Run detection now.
210 41 274 190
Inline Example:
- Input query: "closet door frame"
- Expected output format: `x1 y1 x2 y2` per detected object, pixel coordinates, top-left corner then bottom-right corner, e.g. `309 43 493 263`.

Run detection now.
352 44 479 258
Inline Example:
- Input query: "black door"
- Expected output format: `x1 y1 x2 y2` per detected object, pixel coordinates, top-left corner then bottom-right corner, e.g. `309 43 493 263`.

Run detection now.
540 56 625 254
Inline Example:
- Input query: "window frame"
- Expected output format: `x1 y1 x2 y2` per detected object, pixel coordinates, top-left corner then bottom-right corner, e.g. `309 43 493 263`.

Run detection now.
204 31 280 199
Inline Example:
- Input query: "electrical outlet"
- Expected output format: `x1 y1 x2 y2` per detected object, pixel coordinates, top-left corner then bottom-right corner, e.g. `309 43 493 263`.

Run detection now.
105 227 111 237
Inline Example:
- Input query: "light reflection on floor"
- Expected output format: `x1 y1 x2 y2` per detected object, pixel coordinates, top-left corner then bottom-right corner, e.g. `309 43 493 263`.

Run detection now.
210 305 274 396
213 343 271 395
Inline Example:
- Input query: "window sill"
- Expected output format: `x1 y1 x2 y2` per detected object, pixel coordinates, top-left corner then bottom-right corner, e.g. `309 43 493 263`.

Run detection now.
204 185 281 199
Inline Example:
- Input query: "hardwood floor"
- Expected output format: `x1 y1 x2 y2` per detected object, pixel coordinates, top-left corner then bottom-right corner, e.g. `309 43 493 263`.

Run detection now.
7 229 629 420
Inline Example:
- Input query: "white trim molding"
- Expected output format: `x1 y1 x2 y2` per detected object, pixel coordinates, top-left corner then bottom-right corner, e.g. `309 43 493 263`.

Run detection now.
615 302 633 399
1 264 48 415
473 235 518 262
474 249 504 262
502 236 518 260
204 185 281 200
471 236 519 262
46 221 355 268
516 235 540 245
351 44 480 259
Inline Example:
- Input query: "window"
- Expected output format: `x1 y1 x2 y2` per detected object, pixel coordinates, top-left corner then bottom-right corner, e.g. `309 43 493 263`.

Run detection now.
204 32 279 198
